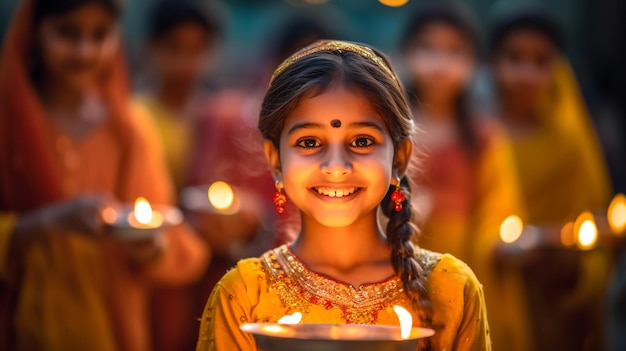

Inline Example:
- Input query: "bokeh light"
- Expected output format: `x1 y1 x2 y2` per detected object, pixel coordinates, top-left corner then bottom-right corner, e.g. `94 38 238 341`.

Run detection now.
608 193 626 235
574 212 598 250
500 215 524 244
208 181 235 210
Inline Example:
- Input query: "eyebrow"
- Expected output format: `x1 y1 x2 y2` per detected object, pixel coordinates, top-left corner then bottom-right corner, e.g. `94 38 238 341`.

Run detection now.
349 121 385 132
286 122 323 135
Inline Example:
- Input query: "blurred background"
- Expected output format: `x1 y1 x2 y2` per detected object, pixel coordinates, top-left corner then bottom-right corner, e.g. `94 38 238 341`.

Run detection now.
3 0 622 188
0 0 625 350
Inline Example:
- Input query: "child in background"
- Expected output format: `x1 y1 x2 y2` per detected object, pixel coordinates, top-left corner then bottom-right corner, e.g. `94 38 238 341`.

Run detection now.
196 40 491 351
134 0 220 191
399 1 530 349
0 0 208 350
134 2 221 350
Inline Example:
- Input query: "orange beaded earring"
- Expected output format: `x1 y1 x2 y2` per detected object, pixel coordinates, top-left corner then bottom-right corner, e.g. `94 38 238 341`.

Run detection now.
273 180 287 214
390 177 406 212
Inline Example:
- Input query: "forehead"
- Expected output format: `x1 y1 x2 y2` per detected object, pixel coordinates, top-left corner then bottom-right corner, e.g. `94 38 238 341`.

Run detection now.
283 86 388 133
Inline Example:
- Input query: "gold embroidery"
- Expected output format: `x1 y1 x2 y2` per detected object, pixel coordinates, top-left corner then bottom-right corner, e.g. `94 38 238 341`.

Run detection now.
260 245 441 324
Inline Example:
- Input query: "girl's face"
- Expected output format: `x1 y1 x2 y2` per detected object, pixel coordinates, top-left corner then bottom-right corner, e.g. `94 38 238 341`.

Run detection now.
492 29 557 111
35 3 119 91
151 22 213 89
404 22 475 105
265 86 410 228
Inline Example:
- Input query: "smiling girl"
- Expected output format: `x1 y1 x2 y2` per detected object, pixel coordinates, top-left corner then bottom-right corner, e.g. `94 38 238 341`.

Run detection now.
196 40 491 351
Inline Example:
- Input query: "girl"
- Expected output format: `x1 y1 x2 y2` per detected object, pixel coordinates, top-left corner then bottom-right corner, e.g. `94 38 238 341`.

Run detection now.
490 7 612 351
0 1 208 350
196 40 490 351
399 1 530 350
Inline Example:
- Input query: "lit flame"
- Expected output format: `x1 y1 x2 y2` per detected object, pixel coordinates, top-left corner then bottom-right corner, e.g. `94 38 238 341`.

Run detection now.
393 305 412 339
574 212 598 250
608 193 626 235
277 312 302 325
208 181 234 210
134 197 153 225
379 0 410 7
500 215 524 244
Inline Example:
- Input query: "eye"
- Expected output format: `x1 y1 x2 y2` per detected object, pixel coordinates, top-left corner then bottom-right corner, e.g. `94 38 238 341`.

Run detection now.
296 138 321 149
351 136 374 148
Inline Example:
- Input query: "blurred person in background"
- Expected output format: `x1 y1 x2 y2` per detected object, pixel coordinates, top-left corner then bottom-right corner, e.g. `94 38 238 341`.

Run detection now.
0 0 209 350
399 1 530 349
489 6 612 350
133 1 222 350
134 0 220 192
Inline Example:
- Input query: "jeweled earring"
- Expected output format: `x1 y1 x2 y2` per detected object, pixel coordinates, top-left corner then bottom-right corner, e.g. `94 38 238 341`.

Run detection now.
390 177 406 212
273 180 286 214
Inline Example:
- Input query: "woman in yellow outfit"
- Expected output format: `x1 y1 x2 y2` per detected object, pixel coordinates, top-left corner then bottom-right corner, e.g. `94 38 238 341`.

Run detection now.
490 7 612 350
399 1 530 349
0 1 209 350
197 40 491 351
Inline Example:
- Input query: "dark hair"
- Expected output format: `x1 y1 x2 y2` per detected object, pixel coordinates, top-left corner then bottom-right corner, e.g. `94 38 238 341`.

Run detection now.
258 43 433 337
33 0 122 25
489 6 564 55
400 0 481 154
148 0 220 42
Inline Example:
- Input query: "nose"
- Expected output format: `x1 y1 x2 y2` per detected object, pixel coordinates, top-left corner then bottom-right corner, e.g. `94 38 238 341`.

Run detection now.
320 145 352 177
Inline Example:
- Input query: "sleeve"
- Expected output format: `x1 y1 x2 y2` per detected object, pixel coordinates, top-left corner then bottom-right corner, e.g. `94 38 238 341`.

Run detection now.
196 268 257 351
453 270 492 351
120 103 210 284
0 212 17 281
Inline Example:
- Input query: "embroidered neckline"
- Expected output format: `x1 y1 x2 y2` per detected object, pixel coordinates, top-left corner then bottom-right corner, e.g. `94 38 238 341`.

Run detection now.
260 245 442 324
282 245 400 290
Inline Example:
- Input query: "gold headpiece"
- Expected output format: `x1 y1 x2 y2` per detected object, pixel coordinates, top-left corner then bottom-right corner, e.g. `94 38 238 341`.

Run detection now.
269 40 400 87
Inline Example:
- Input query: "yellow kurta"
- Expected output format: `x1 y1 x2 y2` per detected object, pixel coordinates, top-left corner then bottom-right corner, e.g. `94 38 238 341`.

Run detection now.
197 245 491 351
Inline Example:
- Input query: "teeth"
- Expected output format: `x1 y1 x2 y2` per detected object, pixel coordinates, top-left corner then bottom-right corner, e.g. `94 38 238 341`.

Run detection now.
314 187 357 198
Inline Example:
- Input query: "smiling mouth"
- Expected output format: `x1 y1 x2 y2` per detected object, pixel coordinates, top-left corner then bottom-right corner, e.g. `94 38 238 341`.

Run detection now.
312 187 361 198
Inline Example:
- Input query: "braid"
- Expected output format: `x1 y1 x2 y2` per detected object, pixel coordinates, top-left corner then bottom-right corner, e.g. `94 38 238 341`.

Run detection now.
382 176 433 349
